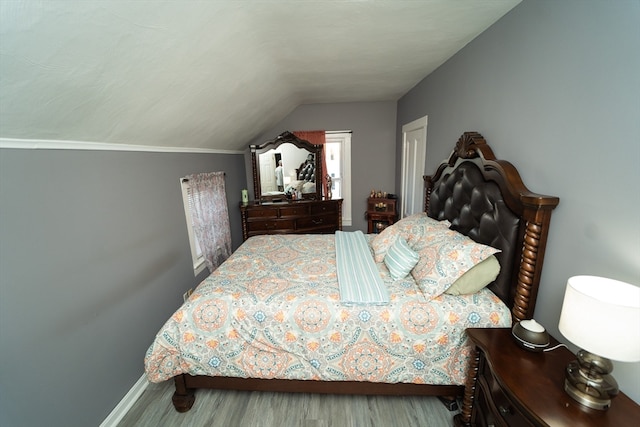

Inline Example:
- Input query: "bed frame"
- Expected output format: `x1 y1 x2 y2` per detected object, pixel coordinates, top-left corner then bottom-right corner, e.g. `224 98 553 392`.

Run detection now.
170 131 559 412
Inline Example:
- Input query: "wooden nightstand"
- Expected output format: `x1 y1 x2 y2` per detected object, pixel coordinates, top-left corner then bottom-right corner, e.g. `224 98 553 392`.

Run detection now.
366 197 397 233
454 328 640 427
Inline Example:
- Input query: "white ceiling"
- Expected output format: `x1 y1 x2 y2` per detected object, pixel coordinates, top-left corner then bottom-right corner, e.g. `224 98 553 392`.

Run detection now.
0 1 520 151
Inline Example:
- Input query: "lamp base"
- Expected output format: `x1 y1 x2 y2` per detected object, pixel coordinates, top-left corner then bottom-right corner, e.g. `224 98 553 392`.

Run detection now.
564 378 612 410
564 349 619 411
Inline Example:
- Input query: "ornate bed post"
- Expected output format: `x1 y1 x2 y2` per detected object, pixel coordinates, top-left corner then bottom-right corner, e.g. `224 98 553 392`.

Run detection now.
424 175 434 213
512 198 558 322
453 347 480 427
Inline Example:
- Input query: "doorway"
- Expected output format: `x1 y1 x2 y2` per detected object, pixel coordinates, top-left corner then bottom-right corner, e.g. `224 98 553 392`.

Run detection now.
400 116 427 218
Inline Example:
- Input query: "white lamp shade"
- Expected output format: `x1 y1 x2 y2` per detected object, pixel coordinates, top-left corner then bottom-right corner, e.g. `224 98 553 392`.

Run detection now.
558 276 640 362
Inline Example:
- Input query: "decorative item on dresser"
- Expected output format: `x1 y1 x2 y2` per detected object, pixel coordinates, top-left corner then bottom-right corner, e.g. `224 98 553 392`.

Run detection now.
239 198 342 241
454 328 640 427
366 195 397 233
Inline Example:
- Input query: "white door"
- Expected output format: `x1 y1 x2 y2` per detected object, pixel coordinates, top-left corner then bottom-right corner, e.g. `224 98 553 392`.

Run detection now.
259 152 277 193
400 116 428 218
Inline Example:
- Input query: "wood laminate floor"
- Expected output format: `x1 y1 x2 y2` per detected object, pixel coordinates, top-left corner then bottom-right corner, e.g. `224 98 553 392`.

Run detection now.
117 380 459 427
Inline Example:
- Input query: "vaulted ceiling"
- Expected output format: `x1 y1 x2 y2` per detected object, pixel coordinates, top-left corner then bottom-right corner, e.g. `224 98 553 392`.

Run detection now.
0 1 520 151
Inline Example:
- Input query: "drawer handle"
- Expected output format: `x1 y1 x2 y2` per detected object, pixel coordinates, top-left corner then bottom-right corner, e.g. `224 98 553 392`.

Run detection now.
499 405 512 416
312 219 324 225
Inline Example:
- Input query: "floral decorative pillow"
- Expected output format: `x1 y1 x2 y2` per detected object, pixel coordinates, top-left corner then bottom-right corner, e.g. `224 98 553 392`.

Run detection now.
371 225 401 262
371 213 450 262
396 213 451 248
411 228 501 299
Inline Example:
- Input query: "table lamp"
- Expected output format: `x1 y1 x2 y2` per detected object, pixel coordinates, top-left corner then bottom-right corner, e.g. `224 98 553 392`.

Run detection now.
558 275 640 410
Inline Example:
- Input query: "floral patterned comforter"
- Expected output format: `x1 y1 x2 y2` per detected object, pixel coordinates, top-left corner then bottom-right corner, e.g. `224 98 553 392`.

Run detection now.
145 234 511 385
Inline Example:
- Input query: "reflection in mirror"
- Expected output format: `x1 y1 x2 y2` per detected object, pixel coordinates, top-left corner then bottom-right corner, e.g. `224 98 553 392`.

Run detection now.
258 144 314 196
251 131 323 201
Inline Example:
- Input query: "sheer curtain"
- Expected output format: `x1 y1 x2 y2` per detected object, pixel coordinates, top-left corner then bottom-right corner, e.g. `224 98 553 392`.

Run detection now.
293 130 328 198
184 171 231 273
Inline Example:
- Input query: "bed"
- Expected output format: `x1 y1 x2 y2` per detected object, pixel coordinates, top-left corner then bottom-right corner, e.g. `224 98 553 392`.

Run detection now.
144 132 559 412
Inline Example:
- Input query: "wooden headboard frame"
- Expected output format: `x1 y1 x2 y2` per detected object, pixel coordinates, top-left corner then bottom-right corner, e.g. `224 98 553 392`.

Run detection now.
424 132 559 322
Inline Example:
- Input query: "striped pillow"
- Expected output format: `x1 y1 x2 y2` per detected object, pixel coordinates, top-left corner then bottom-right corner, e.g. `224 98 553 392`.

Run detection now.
384 236 420 280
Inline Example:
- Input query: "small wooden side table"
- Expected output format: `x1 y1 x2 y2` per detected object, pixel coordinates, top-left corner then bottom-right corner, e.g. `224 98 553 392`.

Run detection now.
454 328 640 427
366 197 397 233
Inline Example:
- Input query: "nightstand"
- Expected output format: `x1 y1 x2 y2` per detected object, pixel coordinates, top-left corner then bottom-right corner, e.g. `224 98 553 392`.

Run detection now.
366 197 397 233
454 328 640 427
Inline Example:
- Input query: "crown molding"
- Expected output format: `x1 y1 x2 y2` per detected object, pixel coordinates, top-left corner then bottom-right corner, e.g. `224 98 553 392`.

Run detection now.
0 137 244 154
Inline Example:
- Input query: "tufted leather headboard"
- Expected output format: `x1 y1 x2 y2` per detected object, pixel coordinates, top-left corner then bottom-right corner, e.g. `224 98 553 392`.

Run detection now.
297 160 315 182
424 132 559 322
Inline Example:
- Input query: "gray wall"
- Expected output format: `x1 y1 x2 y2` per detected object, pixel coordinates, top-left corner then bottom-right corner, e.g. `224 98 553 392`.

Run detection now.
397 0 640 402
0 148 246 426
247 101 398 232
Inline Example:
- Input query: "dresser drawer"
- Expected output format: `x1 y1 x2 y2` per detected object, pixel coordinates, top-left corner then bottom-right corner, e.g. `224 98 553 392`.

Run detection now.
245 207 279 219
279 205 310 217
297 214 338 230
476 358 534 427
247 219 295 232
310 201 338 215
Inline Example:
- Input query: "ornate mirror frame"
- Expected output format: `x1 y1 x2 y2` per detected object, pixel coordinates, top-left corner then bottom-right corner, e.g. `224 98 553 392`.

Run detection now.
251 131 323 201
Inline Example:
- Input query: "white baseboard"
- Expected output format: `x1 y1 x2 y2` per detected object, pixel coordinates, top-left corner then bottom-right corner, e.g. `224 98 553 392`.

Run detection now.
100 374 149 427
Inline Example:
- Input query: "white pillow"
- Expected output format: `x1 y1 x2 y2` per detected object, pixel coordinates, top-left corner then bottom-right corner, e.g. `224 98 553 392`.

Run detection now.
302 181 316 193
291 180 305 191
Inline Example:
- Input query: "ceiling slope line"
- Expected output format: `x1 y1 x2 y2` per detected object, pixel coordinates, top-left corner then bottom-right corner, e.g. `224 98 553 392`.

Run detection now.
0 137 245 154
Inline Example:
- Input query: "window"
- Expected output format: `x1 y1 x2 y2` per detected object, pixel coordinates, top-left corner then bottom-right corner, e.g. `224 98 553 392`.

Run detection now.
325 131 352 226
180 179 207 275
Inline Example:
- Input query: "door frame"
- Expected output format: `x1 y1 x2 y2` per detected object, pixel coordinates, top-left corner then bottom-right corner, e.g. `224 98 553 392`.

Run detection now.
400 116 428 219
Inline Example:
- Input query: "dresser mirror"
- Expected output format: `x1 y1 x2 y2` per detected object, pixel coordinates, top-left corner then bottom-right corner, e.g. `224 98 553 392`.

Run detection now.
251 131 323 201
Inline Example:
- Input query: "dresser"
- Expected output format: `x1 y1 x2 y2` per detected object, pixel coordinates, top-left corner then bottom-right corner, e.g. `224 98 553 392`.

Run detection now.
240 199 342 241
454 328 640 427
